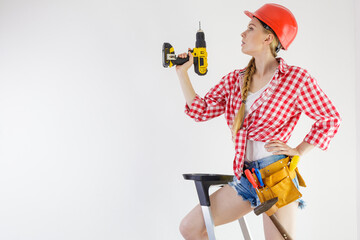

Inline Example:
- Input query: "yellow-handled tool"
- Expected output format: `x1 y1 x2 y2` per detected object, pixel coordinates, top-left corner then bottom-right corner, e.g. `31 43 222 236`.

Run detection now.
289 155 300 171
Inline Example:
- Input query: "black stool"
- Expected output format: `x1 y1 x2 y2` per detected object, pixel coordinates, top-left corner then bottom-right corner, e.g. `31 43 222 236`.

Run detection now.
183 174 252 240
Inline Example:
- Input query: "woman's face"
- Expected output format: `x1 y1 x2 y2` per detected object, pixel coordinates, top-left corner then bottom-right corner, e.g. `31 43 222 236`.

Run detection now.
241 17 270 56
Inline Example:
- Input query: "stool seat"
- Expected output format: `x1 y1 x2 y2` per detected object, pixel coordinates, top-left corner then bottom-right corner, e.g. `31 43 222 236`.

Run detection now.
183 173 233 182
183 173 233 206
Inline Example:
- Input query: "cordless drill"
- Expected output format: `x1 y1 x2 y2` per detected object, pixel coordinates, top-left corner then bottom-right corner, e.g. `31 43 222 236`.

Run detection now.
162 22 208 76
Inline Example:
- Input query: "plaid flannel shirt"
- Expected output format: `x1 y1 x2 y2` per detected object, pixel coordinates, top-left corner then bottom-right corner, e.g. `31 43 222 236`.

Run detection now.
185 58 341 180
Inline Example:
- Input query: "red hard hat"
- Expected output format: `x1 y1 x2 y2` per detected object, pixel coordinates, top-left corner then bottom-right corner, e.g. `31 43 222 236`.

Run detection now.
244 3 298 50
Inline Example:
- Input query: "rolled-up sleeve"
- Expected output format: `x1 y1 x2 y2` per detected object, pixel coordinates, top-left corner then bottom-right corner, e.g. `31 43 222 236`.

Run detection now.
185 75 230 122
296 73 341 150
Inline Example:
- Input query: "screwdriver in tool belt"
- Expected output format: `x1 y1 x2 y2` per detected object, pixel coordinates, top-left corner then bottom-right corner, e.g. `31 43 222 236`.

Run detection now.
244 169 260 194
253 168 265 187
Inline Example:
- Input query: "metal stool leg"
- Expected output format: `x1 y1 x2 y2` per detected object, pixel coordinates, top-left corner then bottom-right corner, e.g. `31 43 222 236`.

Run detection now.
238 217 252 240
201 206 216 240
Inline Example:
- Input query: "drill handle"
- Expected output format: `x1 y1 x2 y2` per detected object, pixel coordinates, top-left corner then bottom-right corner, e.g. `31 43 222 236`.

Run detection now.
173 49 193 65
173 55 190 65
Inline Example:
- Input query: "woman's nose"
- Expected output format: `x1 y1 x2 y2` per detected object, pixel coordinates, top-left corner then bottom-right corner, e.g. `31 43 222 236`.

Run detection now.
241 31 246 38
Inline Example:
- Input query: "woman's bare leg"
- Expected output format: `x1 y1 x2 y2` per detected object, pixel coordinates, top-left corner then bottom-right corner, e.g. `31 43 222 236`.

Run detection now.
179 185 253 240
263 201 298 240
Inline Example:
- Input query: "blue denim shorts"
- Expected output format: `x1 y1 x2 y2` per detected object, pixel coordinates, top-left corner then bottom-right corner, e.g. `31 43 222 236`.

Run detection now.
228 155 305 209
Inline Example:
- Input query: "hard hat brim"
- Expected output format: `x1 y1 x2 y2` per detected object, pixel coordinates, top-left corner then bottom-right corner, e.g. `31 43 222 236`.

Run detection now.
244 10 254 19
244 10 270 31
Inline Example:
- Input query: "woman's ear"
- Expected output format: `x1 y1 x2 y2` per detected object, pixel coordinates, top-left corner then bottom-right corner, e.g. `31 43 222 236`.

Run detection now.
264 34 275 45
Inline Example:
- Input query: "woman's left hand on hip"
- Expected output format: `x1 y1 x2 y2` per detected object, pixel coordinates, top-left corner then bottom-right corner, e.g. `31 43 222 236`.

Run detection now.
264 140 300 156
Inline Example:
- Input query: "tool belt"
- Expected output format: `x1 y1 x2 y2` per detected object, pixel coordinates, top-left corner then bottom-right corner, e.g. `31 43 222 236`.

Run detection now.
251 156 306 209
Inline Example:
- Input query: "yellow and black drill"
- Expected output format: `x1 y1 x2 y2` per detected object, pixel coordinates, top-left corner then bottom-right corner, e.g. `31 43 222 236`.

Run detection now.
162 22 208 76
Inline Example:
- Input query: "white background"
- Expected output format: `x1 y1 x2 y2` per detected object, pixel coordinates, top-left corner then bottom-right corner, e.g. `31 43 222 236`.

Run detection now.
0 0 358 239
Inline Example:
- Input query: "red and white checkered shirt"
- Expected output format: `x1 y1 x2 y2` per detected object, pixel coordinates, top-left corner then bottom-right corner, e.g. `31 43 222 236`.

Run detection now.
185 58 341 180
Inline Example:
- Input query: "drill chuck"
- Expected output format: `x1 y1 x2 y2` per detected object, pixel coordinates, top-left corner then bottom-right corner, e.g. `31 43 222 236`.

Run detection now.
196 30 206 48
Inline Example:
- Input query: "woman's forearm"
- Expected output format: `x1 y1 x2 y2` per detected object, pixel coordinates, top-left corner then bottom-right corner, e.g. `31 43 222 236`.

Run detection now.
177 70 197 107
295 141 315 156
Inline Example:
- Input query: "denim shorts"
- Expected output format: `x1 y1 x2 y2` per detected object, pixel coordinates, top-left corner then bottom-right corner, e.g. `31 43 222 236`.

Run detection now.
228 154 305 209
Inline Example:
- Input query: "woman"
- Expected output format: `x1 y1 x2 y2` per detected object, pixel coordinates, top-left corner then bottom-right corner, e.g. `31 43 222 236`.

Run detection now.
176 3 341 240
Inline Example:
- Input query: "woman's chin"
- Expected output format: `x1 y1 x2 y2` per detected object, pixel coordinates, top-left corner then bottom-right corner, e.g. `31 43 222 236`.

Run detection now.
241 48 251 56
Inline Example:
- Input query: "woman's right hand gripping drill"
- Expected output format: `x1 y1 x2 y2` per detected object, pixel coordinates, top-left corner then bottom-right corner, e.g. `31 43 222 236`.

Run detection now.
175 48 197 107
176 48 194 74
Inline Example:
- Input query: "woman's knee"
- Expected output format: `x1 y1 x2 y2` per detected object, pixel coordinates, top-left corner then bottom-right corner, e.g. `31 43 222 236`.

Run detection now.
179 217 192 239
179 207 206 239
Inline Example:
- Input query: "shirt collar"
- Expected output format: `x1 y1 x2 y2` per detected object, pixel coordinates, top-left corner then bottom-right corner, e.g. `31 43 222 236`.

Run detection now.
276 57 289 74
238 57 289 91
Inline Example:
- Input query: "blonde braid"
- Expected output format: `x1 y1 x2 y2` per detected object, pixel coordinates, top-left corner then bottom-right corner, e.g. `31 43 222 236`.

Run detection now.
232 57 256 138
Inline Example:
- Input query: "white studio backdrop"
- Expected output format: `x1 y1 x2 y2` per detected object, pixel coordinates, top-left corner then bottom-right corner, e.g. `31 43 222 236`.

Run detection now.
355 0 360 239
0 0 357 239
